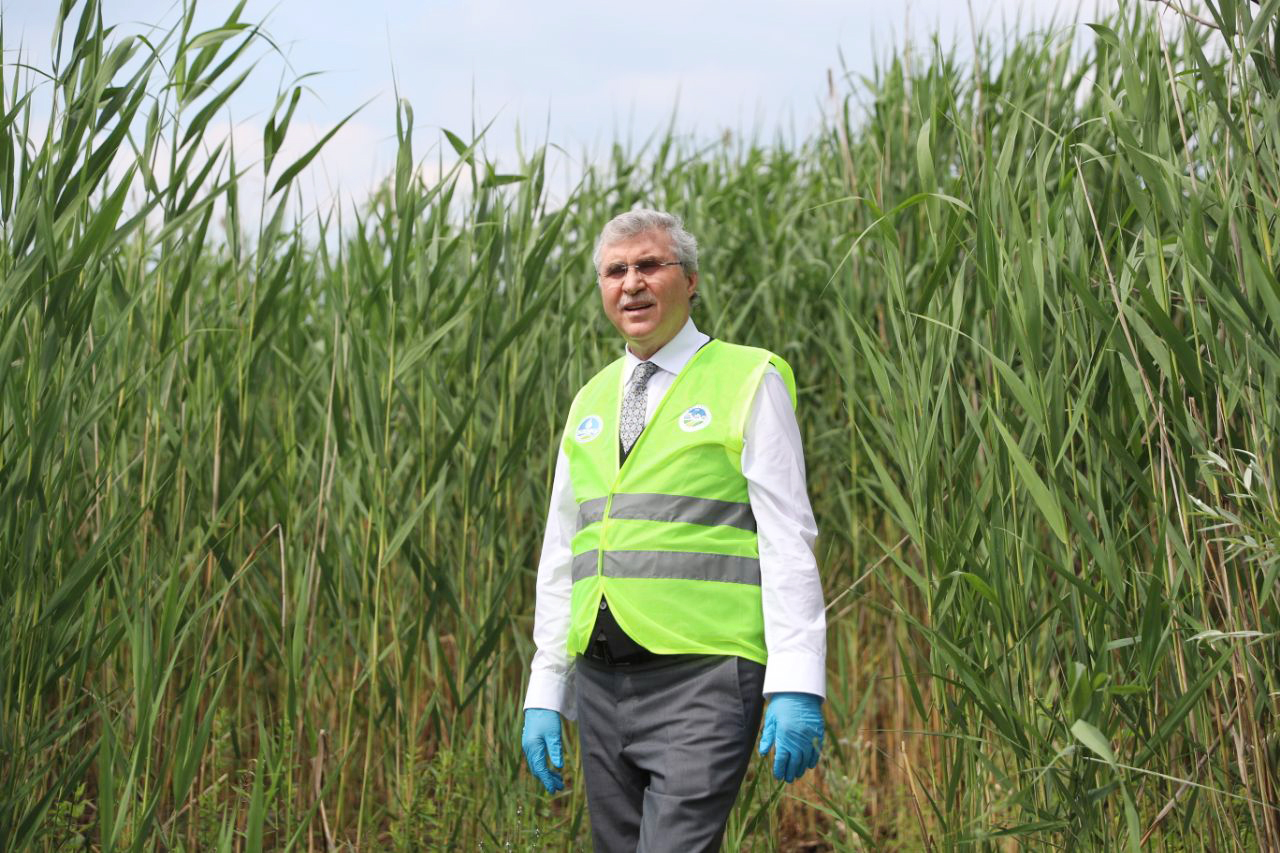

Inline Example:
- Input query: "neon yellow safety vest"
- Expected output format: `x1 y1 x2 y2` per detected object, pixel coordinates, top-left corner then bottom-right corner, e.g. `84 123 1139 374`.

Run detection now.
561 339 797 663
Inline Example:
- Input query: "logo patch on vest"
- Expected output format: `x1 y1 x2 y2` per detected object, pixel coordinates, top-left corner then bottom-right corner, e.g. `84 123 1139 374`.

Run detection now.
678 405 712 432
575 415 603 443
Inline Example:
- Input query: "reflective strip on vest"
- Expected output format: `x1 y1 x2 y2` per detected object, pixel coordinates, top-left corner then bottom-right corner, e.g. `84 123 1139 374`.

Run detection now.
571 550 761 585
575 493 757 532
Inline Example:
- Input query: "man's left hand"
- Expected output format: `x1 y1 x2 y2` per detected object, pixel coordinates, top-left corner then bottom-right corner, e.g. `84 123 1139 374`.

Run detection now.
758 692 824 783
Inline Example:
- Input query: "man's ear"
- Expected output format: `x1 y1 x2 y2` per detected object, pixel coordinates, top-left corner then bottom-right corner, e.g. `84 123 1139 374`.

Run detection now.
687 271 698 298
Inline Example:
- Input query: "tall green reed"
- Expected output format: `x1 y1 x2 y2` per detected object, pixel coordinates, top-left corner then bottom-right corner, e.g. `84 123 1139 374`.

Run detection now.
3 0 1279 849
813 2 1280 848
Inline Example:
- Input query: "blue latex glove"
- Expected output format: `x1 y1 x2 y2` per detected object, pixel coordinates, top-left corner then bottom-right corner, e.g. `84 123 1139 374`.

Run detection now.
758 692 825 783
521 708 564 794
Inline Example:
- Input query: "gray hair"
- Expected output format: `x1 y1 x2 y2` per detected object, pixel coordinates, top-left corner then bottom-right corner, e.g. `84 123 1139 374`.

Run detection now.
592 209 699 276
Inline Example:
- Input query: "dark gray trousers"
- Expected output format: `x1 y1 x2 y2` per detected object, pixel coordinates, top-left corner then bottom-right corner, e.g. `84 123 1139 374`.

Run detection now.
574 654 766 853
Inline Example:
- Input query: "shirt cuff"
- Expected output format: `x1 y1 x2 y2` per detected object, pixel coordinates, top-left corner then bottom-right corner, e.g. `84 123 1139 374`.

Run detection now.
524 667 577 721
762 650 826 700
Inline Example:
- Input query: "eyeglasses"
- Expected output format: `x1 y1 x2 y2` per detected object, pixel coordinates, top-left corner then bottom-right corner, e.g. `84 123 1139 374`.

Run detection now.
599 259 683 281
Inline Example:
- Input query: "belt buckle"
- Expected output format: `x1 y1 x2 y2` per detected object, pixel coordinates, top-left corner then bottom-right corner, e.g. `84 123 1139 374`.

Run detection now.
589 637 633 668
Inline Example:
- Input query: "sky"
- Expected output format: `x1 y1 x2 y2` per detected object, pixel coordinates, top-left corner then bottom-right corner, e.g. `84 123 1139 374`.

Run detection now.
0 0 1116 212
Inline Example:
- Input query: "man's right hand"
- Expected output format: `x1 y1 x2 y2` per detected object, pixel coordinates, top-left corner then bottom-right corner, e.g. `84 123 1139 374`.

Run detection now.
521 708 565 794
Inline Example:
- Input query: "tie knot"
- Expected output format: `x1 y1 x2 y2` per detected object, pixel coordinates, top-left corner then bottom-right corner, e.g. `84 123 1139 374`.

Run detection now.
630 361 659 388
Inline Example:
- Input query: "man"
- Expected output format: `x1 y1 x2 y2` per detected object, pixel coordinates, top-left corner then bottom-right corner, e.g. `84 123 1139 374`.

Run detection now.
520 209 827 851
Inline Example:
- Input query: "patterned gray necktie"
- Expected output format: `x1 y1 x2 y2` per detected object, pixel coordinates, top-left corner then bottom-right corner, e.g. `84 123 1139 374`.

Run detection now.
619 361 660 454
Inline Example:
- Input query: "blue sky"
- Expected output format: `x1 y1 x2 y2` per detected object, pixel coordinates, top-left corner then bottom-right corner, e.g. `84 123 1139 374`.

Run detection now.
1 0 1108 208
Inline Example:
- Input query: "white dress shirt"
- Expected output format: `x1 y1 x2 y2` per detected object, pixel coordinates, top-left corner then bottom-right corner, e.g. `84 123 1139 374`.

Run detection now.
524 318 827 718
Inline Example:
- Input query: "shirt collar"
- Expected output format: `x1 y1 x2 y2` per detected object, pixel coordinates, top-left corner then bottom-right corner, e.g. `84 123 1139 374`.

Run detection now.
622 318 709 379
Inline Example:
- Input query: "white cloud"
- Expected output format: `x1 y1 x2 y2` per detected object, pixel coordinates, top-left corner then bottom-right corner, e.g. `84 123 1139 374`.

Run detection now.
1 0 1137 221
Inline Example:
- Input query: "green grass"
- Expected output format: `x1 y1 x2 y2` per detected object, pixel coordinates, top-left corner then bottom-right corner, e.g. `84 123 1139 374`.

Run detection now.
2 0 1279 849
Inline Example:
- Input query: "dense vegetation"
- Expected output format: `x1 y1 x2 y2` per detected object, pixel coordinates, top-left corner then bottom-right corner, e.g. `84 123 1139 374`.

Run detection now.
3 0 1279 848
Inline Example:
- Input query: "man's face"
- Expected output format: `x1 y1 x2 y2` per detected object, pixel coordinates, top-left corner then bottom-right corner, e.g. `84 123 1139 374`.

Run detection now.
598 230 698 360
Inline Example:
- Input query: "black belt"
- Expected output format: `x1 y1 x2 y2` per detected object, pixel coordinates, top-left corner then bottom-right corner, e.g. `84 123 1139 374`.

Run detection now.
582 597 661 666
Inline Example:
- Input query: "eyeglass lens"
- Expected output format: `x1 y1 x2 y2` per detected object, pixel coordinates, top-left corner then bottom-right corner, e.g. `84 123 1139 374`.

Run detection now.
602 259 670 280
